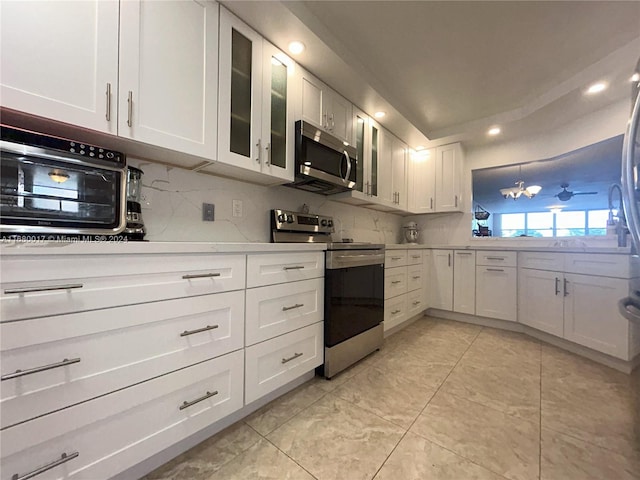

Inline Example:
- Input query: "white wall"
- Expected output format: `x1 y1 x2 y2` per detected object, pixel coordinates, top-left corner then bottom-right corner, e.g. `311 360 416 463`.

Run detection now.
128 158 405 244
409 99 630 246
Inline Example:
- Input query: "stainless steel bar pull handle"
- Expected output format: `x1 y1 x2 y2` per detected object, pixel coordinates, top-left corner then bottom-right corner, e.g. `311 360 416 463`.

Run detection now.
180 325 219 337
182 273 221 280
391 309 401 315
564 278 569 296
256 139 262 163
412 275 421 279
412 301 421 306
282 352 303 364
457 252 473 255
127 91 133 127
454 195 458 207
555 277 560 295
430 197 433 209
391 280 402 284
105 83 111 121
486 268 504 272
179 390 218 410
486 257 505 261
283 265 305 270
391 256 403 260
265 142 271 166
12 451 79 480
2 358 81 381
282 303 304 311
448 253 451 267
4 283 83 295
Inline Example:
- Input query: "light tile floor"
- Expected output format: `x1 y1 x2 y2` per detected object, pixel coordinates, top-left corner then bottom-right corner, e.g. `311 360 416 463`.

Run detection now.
143 317 640 480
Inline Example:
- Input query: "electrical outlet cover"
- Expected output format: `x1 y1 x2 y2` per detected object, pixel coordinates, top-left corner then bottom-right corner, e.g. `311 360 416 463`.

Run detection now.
202 203 215 221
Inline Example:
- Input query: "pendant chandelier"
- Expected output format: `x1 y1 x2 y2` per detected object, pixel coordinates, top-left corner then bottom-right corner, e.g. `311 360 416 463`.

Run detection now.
499 165 541 199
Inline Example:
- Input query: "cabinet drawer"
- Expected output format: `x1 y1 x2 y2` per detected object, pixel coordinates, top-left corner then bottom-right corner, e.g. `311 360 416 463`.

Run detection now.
1 254 246 322
407 250 424 265
385 250 408 268
518 252 564 271
246 278 324 346
246 252 324 288
564 253 630 278
407 265 424 292
1 350 244 480
384 294 407 331
384 266 407 299
407 290 425 317
476 251 517 267
245 322 323 404
1 291 244 429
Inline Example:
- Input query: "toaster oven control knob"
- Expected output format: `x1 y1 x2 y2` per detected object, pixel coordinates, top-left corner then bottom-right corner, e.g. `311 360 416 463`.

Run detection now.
286 214 294 223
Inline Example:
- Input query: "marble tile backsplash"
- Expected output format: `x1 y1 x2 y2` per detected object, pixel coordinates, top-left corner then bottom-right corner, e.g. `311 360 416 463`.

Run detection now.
129 158 405 243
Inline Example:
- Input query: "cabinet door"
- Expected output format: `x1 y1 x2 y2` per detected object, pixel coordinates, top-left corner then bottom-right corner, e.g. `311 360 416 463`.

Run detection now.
369 119 381 198
564 274 630 359
119 0 218 158
422 250 432 310
218 7 263 170
353 110 370 194
453 251 475 315
300 72 325 129
476 266 517 321
391 135 408 209
430 250 453 310
518 269 564 336
0 1 119 133
261 42 294 181
377 127 395 205
408 148 436 213
435 143 463 212
327 91 352 144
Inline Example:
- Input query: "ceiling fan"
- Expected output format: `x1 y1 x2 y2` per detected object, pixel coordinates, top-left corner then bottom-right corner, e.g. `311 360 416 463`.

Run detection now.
554 183 598 201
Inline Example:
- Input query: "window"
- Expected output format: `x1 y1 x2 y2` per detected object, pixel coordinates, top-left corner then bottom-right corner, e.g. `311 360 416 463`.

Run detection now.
494 209 609 238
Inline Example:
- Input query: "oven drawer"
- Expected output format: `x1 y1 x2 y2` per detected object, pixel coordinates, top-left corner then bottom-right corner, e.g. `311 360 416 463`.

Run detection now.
1 253 246 322
385 250 408 268
407 250 424 265
384 266 407 299
246 278 324 346
407 265 424 292
1 291 244 429
245 322 323 404
1 350 244 480
384 294 407 331
246 252 324 288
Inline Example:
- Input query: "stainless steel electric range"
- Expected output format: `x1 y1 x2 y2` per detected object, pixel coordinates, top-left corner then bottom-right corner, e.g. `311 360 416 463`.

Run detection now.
271 209 384 378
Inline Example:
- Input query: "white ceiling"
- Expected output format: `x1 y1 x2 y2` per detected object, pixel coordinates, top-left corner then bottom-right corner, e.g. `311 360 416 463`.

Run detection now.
222 1 640 149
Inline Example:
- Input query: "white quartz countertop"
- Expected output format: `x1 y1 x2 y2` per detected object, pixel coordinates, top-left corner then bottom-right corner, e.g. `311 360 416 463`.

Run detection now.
0 240 327 256
384 243 632 255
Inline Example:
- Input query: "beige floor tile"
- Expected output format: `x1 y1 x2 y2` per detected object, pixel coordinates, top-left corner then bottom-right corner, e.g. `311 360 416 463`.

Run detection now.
267 394 405 480
205 438 315 480
374 432 507 480
142 422 262 480
245 380 327 435
420 317 483 344
541 428 640 480
439 361 540 421
462 328 541 371
541 345 640 459
332 364 440 428
411 392 539 480
313 349 382 392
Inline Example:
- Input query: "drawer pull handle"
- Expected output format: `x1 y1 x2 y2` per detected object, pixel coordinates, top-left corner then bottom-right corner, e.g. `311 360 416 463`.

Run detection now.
12 451 79 480
486 257 505 260
391 309 402 314
282 352 303 364
486 268 504 272
180 325 219 337
411 255 421 259
179 390 218 410
182 273 221 280
412 276 421 279
282 303 304 311
391 280 402 284
456 252 473 255
4 283 83 295
391 256 403 260
412 301 421 306
2 358 81 381
283 265 305 270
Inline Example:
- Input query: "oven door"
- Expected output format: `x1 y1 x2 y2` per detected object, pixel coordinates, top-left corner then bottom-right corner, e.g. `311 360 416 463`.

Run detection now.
324 262 384 347
0 149 126 235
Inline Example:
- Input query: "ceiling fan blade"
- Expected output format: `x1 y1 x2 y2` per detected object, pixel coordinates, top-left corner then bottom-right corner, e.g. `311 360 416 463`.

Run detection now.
573 191 598 195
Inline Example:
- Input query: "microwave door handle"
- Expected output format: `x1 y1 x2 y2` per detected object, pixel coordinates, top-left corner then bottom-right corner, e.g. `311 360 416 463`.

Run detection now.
342 150 352 183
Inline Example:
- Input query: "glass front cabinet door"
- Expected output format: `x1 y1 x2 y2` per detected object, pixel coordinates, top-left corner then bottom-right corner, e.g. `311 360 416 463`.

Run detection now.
218 7 293 182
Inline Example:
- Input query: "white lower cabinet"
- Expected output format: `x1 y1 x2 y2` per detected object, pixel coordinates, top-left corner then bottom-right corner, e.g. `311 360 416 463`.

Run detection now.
476 266 517 321
384 249 427 332
1 350 244 480
245 322 323 404
518 268 564 337
430 250 453 310
453 251 475 315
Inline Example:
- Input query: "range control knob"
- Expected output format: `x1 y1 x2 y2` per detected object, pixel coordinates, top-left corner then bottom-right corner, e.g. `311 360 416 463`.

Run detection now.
278 213 286 223
286 214 294 223
320 219 328 227
327 220 334 228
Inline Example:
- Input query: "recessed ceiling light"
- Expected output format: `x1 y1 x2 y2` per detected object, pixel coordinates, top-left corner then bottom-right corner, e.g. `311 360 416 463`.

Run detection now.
586 82 607 94
631 73 640 82
374 111 386 119
288 41 305 55
488 127 501 136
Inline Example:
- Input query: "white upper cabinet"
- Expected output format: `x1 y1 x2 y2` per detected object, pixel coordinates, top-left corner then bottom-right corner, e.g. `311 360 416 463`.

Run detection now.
391 134 408 210
119 0 218 158
298 69 353 144
0 1 119 133
435 143 464 212
217 8 294 181
408 148 436 213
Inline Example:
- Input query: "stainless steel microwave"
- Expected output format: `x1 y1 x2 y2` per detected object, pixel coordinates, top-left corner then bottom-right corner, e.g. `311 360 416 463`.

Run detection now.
286 120 357 195
0 125 127 236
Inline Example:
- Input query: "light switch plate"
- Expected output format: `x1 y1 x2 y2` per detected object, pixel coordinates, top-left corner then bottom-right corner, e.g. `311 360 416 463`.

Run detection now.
202 203 215 221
